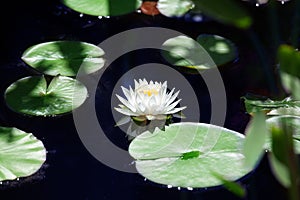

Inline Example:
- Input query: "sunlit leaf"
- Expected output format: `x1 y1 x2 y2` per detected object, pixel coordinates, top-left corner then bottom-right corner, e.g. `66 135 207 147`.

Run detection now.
242 96 300 115
5 75 88 116
22 41 105 76
268 152 291 188
157 0 194 17
280 72 300 100
266 116 300 153
243 112 268 168
129 122 253 188
161 34 237 72
196 34 238 67
278 45 300 79
62 0 142 16
0 126 46 181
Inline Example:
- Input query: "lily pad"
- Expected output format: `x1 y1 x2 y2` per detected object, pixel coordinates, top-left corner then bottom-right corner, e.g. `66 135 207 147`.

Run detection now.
5 75 88 116
62 0 142 16
266 115 300 153
0 126 46 181
196 34 238 67
157 0 194 17
22 41 105 76
161 34 237 72
129 122 254 188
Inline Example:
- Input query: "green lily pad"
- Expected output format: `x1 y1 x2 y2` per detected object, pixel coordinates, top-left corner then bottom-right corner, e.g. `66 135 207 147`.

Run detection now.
5 75 88 116
62 0 142 16
266 115 300 153
157 0 194 17
22 41 105 76
0 126 46 181
196 34 238 67
161 34 237 72
129 122 253 188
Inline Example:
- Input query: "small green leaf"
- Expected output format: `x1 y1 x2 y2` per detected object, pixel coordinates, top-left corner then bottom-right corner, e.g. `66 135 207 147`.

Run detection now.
243 112 268 168
157 0 194 17
22 41 105 76
192 0 252 29
181 150 200 160
0 126 46 181
5 75 88 116
129 122 253 188
62 0 142 16
242 96 300 115
280 72 300 100
278 45 300 79
268 152 291 188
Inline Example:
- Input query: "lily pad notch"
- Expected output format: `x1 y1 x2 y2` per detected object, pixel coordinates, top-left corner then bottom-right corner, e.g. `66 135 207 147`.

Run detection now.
5 75 88 117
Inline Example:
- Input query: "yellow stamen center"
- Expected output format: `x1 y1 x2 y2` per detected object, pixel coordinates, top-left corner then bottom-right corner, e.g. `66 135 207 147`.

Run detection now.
142 89 158 96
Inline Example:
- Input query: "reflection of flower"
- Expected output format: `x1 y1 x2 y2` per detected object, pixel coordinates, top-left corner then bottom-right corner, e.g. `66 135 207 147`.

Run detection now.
115 79 186 121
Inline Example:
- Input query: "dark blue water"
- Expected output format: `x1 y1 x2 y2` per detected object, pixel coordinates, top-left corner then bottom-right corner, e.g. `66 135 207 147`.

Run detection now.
0 0 293 199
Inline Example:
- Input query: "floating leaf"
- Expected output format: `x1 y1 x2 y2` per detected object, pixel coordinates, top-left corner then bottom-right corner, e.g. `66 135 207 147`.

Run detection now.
243 112 268 168
161 35 237 72
22 41 105 76
0 126 46 181
129 122 254 188
62 0 142 16
5 75 88 116
157 0 194 17
196 34 238 67
192 0 252 29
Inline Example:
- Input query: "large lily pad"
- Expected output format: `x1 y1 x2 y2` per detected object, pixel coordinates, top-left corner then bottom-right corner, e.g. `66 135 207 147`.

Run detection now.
5 75 88 116
22 41 105 76
129 122 253 188
157 0 194 17
0 126 46 181
62 0 142 16
266 115 300 153
161 34 237 72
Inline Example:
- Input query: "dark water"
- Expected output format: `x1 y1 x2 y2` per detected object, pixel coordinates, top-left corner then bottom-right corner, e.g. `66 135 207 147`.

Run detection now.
0 0 294 199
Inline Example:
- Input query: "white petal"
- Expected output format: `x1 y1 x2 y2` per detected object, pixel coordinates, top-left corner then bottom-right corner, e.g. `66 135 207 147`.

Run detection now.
146 115 156 120
134 79 139 89
121 86 133 102
164 88 175 103
166 90 180 106
116 94 136 112
114 107 137 116
166 99 182 112
166 106 187 114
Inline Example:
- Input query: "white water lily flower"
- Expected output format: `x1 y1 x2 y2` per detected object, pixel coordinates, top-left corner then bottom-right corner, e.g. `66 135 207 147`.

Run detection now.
115 79 186 121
